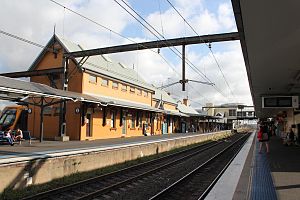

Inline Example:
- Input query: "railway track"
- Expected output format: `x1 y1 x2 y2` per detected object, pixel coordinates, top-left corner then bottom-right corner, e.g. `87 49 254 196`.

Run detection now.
22 138 222 200
149 133 250 200
22 133 250 200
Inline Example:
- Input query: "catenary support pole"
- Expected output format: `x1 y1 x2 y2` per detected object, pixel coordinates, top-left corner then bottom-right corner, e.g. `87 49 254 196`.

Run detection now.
182 45 186 91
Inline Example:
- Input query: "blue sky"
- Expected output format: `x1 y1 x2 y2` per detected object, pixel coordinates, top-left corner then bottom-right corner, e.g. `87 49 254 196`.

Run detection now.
0 0 252 107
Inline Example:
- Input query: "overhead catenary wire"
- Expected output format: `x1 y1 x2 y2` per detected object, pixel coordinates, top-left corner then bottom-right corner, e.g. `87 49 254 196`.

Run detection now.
0 30 45 49
0 29 210 106
50 0 220 98
113 0 229 100
48 0 186 85
114 0 211 83
165 0 236 100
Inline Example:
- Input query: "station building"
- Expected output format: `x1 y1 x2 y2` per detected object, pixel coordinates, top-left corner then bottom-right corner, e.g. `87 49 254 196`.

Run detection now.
26 35 202 140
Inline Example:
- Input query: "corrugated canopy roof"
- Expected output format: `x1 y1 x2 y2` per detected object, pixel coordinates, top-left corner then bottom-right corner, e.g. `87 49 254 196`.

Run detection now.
0 76 101 103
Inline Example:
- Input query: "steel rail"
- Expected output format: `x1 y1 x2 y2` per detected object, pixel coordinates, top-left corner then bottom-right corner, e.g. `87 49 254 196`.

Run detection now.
22 140 220 200
75 141 223 200
149 133 249 200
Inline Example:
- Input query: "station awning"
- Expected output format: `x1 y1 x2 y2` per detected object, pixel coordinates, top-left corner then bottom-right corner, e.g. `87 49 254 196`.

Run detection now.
0 76 102 104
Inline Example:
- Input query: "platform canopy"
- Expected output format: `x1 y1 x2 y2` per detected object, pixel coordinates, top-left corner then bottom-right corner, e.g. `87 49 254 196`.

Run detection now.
0 75 101 104
232 0 300 118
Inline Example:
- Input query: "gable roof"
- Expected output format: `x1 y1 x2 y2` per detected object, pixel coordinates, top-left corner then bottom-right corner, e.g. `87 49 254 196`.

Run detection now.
177 102 200 116
29 35 154 91
153 88 177 105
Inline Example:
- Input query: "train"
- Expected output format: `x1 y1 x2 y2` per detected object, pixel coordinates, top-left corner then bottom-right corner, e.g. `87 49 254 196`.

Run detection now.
0 105 28 131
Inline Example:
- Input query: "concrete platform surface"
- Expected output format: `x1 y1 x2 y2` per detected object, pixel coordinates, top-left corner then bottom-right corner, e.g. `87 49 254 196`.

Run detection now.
206 131 300 200
0 132 223 164
206 131 254 200
266 136 300 200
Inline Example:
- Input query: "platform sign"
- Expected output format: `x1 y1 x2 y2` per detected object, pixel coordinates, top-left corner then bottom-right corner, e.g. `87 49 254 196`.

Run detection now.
262 96 299 108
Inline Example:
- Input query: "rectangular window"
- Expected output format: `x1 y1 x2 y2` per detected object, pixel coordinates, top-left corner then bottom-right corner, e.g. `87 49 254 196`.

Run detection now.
111 111 116 128
137 89 142 95
121 84 127 92
101 78 108 86
130 87 135 93
144 91 148 97
89 74 97 83
229 109 236 116
112 81 118 89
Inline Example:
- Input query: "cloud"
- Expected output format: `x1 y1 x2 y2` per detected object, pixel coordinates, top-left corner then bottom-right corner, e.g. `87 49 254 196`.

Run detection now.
0 0 132 72
146 0 236 38
0 0 252 108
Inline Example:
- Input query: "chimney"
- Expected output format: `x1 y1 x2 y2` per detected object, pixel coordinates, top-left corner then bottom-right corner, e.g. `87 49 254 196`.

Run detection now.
183 98 189 106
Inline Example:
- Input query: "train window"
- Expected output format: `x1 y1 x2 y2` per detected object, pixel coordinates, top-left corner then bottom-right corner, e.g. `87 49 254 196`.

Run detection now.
0 109 16 126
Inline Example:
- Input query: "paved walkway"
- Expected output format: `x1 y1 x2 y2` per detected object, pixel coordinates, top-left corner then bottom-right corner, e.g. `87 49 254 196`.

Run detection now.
265 135 300 200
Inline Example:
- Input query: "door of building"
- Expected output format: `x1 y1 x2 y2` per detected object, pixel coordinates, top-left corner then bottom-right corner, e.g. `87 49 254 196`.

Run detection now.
181 122 186 133
86 113 92 137
122 116 127 136
169 118 173 133
162 122 168 134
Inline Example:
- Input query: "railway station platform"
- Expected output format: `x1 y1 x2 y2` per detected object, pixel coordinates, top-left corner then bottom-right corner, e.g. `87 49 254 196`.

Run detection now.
0 130 231 193
207 131 300 200
0 132 228 164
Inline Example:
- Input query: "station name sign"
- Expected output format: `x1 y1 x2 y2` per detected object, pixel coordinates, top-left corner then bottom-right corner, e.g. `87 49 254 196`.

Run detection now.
262 96 299 108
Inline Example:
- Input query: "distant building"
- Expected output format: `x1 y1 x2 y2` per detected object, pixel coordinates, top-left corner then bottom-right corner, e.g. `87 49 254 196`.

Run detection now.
202 103 256 129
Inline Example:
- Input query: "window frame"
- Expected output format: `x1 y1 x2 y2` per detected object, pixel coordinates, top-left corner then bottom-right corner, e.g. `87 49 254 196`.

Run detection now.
112 81 118 89
137 89 142 96
130 86 135 93
144 91 148 97
121 84 127 92
89 74 97 84
101 78 109 87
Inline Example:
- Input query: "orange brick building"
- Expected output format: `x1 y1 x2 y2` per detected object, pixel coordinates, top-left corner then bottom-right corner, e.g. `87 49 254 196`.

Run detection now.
27 35 200 140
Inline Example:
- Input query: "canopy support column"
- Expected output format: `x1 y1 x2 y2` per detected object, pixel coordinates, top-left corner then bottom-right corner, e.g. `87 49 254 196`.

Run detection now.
39 97 44 142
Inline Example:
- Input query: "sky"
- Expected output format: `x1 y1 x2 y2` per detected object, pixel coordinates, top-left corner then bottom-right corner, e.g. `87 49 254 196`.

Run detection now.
0 0 253 108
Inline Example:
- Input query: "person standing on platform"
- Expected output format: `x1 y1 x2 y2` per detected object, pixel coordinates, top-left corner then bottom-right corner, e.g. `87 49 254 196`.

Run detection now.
258 123 270 153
